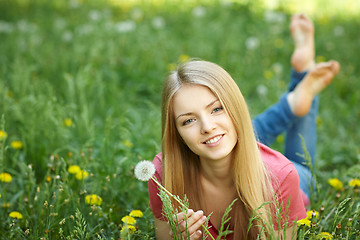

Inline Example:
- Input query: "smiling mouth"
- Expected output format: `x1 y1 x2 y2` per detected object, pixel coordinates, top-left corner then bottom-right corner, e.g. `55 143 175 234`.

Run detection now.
203 135 224 144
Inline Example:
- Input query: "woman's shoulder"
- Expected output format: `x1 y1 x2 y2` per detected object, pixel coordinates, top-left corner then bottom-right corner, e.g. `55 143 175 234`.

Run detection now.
257 142 297 182
152 153 163 180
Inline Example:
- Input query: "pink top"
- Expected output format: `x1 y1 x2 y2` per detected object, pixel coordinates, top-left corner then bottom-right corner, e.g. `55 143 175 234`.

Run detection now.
148 142 307 239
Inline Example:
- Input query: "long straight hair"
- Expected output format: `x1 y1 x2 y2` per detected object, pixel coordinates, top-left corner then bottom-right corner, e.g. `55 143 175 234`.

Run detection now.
161 60 273 239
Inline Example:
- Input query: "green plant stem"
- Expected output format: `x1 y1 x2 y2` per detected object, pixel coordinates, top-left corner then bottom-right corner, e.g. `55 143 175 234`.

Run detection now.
151 177 215 240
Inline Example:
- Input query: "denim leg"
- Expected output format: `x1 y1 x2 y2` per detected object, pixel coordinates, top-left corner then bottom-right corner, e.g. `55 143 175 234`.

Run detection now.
284 97 318 166
252 94 296 146
289 69 307 92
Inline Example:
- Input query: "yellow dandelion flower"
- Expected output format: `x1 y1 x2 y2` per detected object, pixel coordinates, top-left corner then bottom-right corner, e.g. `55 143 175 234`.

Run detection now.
121 224 136 233
297 218 311 227
64 118 73 127
276 134 284 144
328 178 343 191
178 54 190 63
129 210 143 218
0 130 8 141
122 215 136 225
0 172 12 183
2 203 10 208
85 194 103 206
316 232 333 239
122 139 133 148
349 179 360 188
75 170 89 180
9 211 23 219
264 70 274 80
11 140 23 149
167 63 177 71
68 165 81 174
68 152 73 157
316 116 323 126
307 210 319 220
316 56 326 63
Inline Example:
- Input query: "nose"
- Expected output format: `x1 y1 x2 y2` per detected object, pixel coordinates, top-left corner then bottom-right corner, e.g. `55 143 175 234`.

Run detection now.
200 117 215 135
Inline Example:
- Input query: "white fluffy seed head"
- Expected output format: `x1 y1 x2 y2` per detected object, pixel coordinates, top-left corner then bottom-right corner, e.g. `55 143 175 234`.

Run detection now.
134 160 156 182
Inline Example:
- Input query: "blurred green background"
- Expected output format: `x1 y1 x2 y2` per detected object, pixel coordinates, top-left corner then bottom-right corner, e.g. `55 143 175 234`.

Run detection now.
0 0 359 238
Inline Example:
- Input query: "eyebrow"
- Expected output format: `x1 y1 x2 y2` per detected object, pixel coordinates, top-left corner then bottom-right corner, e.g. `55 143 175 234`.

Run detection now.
175 99 219 120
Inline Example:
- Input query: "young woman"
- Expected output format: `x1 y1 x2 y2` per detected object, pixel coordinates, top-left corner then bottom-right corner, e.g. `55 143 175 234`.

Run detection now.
147 14 340 239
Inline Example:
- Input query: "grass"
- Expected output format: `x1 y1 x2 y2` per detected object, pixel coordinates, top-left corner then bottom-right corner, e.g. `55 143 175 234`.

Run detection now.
0 0 359 239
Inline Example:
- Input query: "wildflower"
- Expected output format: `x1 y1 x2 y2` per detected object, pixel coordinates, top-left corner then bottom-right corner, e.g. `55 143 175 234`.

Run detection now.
264 10 286 23
122 139 133 148
68 165 81 174
349 179 360 187
256 84 268 97
115 20 136 33
9 211 23 219
0 130 7 141
192 6 206 18
134 160 156 182
64 118 73 127
88 10 101 21
167 63 177 71
129 210 143 218
306 210 319 220
122 215 136 225
11 140 23 149
0 172 12 183
121 224 136 234
2 203 10 208
62 31 73 42
85 194 103 206
272 62 283 74
316 56 326 63
75 170 89 180
263 70 274 80
328 178 343 191
46 176 51 182
130 8 143 21
152 16 165 29
297 218 310 227
245 37 259 50
316 232 333 239
179 54 190 63
276 135 284 144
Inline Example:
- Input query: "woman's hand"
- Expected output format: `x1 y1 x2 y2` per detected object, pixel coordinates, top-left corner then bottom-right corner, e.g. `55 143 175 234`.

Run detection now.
169 209 207 240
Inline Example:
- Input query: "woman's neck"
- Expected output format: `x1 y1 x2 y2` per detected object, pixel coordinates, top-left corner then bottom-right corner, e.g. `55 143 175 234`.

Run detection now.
199 154 234 188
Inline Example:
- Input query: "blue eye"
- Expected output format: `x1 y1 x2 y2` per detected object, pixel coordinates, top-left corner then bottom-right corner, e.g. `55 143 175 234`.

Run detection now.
183 119 195 126
212 106 224 113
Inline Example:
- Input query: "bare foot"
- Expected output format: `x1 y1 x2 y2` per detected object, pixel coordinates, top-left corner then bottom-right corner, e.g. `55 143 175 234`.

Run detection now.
287 60 340 117
290 13 315 72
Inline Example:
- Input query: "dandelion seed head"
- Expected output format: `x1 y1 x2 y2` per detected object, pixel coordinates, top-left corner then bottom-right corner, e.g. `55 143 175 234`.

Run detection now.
134 160 155 182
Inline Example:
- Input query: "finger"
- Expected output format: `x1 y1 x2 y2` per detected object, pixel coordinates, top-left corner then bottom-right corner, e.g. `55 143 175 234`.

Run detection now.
180 211 207 236
190 230 203 240
175 209 194 222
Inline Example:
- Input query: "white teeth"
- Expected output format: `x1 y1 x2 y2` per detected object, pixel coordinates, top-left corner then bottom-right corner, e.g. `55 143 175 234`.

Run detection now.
205 135 222 144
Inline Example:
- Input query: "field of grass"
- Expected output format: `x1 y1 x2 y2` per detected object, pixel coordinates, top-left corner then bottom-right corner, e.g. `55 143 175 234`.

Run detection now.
0 0 359 239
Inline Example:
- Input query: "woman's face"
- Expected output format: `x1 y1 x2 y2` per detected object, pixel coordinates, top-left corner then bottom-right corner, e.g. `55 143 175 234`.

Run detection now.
173 84 238 163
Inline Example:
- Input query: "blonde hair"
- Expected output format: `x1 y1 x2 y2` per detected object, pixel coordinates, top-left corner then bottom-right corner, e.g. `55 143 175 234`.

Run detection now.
161 60 273 239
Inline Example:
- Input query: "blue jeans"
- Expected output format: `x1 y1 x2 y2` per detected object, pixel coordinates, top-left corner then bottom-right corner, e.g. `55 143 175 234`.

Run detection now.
252 69 315 197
